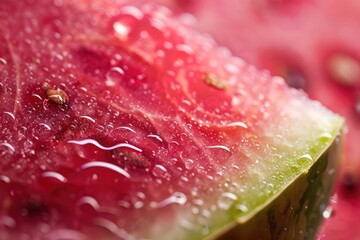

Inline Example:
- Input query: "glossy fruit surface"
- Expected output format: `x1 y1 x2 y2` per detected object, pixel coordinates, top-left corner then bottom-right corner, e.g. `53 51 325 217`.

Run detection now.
164 0 360 238
0 1 343 239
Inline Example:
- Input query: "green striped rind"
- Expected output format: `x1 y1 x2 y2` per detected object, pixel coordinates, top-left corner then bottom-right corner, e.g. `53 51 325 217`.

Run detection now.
208 123 344 240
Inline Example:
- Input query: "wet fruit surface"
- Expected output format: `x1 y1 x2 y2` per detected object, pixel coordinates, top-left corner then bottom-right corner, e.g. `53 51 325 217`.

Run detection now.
0 0 343 239
165 0 360 239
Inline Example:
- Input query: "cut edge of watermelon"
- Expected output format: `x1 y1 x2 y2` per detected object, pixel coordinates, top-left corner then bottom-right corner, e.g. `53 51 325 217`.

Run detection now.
207 120 344 240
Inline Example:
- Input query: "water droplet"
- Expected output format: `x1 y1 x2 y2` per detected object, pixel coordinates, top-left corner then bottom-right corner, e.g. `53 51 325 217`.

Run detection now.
133 201 144 209
180 219 196 231
201 224 210 235
152 164 168 179
147 134 163 142
118 200 131 209
297 153 313 165
201 209 211 218
39 123 51 130
0 142 15 152
80 161 130 179
217 192 238 210
226 121 248 129
318 132 332 141
235 204 249 213
79 115 96 123
176 44 194 55
41 171 67 183
106 67 125 87
115 126 136 133
0 175 10 183
77 196 100 210
327 168 336 176
184 159 194 170
322 206 334 219
3 111 15 120
68 139 142 152
113 6 143 41
94 218 135 240
206 145 231 153
0 57 7 65
151 192 187 208
193 199 204 206
225 63 240 74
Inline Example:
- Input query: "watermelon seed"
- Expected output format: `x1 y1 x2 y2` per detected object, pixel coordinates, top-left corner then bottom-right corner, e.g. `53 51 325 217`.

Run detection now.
113 149 150 168
21 197 48 218
202 74 228 90
284 68 307 90
43 82 69 105
341 169 359 197
327 53 360 86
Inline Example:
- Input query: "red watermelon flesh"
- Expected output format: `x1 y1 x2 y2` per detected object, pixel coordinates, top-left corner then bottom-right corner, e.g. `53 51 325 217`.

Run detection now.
163 0 360 239
0 0 343 239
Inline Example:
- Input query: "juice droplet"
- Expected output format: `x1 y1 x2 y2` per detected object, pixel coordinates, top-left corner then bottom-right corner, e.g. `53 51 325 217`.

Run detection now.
151 192 187 208
113 6 143 41
106 67 125 87
322 206 334 219
152 164 168 179
217 192 237 210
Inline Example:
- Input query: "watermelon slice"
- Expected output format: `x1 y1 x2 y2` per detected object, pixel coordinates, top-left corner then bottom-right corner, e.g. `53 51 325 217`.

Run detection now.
165 0 360 238
0 0 343 239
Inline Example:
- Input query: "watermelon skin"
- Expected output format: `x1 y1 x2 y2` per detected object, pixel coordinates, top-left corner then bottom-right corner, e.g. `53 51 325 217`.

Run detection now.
217 137 342 240
0 0 344 239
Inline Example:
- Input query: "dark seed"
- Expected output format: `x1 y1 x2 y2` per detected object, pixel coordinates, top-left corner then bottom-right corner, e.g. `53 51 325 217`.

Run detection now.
113 149 150 168
21 197 48 218
284 68 307 90
43 82 69 105
341 170 359 198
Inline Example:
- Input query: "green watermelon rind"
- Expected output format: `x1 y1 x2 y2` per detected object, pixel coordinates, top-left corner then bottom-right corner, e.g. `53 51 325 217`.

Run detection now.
205 119 344 240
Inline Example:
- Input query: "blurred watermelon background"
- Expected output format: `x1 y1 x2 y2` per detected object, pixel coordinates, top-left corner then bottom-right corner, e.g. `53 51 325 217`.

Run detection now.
156 0 360 239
